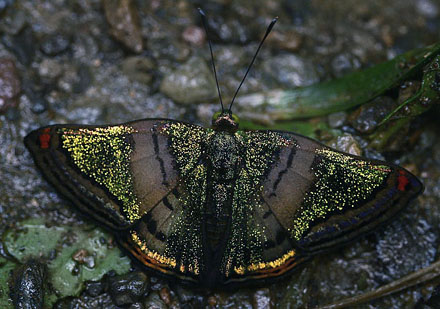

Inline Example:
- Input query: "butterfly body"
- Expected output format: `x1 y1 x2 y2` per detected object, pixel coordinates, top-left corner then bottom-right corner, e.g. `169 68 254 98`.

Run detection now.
24 113 423 288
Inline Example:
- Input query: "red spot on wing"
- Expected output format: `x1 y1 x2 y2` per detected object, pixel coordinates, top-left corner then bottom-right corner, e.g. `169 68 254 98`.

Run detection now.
397 170 409 191
39 128 51 149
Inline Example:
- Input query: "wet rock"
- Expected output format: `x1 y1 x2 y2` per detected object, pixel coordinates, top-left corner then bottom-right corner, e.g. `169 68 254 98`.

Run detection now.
54 294 118 309
1 27 36 65
57 64 92 94
416 284 440 307
73 64 93 94
158 286 172 305
40 34 71 56
24 89 48 115
159 56 217 105
252 288 271 309
143 291 167 309
207 295 217 307
330 133 362 156
0 58 21 113
182 26 205 46
0 8 26 35
121 56 156 84
327 111 347 128
107 271 150 306
103 0 143 53
174 284 204 306
72 249 89 263
416 0 439 19
0 0 14 13
84 280 105 297
9 259 47 309
349 96 396 133
331 53 361 78
38 58 63 80
262 54 319 88
376 217 436 282
267 29 303 52
72 249 96 269
207 17 250 44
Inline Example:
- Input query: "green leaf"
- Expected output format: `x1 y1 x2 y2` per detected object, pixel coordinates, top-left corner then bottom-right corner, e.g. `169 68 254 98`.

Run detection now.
2 218 131 305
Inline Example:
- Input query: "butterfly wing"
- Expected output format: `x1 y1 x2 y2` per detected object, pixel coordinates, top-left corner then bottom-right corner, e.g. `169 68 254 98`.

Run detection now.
220 130 423 285
25 119 211 284
120 121 212 283
25 120 180 229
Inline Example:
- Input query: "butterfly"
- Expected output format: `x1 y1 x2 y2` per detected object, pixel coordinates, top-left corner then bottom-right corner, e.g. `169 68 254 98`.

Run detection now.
24 10 423 288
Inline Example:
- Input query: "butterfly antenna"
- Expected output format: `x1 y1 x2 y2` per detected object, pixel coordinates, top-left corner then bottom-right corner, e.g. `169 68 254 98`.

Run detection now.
228 17 278 113
198 8 224 113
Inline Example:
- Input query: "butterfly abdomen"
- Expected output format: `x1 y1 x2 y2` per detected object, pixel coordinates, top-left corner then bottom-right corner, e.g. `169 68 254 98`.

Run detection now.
202 133 241 262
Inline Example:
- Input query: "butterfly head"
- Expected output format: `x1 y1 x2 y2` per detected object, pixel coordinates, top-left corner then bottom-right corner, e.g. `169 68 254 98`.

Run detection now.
212 111 239 133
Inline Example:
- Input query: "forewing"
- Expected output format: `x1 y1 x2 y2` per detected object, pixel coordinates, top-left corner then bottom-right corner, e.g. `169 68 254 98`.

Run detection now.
25 120 192 229
262 132 423 253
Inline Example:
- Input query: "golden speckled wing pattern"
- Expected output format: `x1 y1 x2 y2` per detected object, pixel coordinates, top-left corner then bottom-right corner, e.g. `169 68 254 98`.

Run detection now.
25 124 143 229
123 121 212 283
219 131 301 284
262 132 423 254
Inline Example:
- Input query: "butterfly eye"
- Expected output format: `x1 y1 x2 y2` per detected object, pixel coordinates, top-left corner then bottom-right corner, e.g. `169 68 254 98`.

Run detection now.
231 113 240 124
212 111 222 123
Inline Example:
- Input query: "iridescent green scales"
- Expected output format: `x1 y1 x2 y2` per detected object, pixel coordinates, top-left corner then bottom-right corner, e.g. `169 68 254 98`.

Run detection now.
221 131 292 275
60 125 141 222
290 148 391 240
159 122 212 274
159 123 294 276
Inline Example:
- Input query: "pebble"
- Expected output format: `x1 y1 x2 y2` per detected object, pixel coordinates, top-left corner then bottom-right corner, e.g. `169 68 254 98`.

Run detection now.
182 25 205 46
40 33 71 56
252 288 272 309
54 293 118 309
10 259 47 309
121 56 156 84
159 286 172 305
84 280 105 297
349 96 396 133
38 58 63 80
262 54 319 88
107 271 150 306
331 53 361 78
143 291 167 309
102 0 143 53
1 26 36 65
267 29 303 52
0 8 26 35
0 58 21 113
0 0 13 13
330 133 362 156
159 56 217 105
129 302 144 309
327 111 347 128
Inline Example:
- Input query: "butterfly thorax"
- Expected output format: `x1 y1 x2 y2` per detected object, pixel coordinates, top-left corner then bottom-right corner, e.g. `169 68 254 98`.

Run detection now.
203 132 241 275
